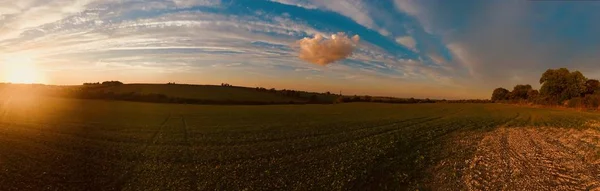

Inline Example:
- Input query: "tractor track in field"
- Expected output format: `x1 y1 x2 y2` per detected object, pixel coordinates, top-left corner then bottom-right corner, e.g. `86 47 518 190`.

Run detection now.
0 121 153 147
185 109 467 165
106 113 172 190
0 96 13 122
181 115 198 190
463 126 600 191
190 116 434 147
198 115 447 165
347 112 519 189
191 108 467 148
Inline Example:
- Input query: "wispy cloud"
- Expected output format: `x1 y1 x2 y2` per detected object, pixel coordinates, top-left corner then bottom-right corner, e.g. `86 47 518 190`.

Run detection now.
5 0 596 99
395 35 416 52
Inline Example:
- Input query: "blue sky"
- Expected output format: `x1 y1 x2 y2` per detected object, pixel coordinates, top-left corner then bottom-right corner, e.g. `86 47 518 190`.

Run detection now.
1 0 600 99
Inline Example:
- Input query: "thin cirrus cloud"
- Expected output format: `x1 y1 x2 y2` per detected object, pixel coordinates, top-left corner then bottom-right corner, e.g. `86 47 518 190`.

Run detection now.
394 0 600 91
395 36 416 52
1 0 597 99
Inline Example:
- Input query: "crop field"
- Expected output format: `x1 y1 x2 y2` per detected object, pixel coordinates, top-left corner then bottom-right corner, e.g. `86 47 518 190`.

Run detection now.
1 95 600 190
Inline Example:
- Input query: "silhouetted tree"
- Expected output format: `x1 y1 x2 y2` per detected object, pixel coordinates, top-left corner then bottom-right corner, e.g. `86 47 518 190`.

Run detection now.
102 81 123 86
583 94 600 108
309 95 318 102
585 79 600 95
539 68 586 103
491 88 510 101
527 89 539 101
510 84 533 100
491 68 600 108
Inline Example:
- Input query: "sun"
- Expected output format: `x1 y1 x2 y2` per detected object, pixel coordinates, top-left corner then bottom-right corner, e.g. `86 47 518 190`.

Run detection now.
1 56 45 84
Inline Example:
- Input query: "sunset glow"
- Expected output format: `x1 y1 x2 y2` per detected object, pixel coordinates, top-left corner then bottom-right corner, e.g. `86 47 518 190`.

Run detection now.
1 56 45 84
2 1 600 190
0 0 599 99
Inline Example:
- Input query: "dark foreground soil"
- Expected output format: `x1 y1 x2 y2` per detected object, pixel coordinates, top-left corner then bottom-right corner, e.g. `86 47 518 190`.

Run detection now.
436 127 600 191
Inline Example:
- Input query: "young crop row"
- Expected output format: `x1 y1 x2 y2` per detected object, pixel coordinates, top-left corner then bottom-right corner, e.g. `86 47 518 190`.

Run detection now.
1 97 600 190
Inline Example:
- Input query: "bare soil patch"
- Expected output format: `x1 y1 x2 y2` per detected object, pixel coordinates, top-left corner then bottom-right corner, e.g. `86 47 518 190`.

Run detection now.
463 127 600 190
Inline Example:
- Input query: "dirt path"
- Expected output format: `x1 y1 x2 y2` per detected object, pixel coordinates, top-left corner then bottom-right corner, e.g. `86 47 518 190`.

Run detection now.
463 127 600 191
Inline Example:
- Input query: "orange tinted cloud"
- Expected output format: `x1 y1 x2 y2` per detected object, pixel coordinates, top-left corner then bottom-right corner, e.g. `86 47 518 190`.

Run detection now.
297 32 360 65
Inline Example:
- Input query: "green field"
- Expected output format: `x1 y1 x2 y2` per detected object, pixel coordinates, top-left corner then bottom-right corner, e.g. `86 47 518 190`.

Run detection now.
1 95 600 190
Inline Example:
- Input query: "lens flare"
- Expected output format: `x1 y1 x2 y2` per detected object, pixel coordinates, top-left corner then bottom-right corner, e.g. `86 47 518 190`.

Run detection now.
1 55 45 84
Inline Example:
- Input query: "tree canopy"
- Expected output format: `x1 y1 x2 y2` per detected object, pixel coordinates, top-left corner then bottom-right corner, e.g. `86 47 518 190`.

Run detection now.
585 79 600 95
491 88 510 101
539 68 586 103
510 84 533 100
493 68 600 108
102 81 124 86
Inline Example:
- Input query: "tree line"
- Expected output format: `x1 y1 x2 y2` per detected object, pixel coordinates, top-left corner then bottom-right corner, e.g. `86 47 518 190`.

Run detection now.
83 81 124 86
492 68 600 108
70 82 336 105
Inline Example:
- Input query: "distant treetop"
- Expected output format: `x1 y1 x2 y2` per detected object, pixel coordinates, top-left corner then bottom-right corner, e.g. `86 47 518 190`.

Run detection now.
101 81 124 86
83 82 100 85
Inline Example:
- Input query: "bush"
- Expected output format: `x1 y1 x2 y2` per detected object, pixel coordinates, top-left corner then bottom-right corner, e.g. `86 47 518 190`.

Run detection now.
583 94 600 109
334 96 345 104
532 96 558 105
567 97 583 108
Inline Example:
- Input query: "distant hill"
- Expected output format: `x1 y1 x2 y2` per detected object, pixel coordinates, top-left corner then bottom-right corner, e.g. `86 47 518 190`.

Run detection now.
0 83 489 105
53 83 340 105
83 84 308 102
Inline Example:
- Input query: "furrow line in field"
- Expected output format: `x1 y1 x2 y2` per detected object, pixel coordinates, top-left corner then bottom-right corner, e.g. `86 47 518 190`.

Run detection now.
499 128 512 190
401 113 516 158
464 126 600 190
525 129 585 190
538 128 594 161
199 116 446 165
199 107 469 183
0 95 13 122
351 114 507 190
181 115 199 191
190 116 434 147
532 128 600 189
106 113 172 190
346 124 467 188
464 113 521 191
195 108 466 147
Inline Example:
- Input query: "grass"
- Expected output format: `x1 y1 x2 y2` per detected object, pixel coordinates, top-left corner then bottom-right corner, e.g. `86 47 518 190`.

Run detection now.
0 95 599 190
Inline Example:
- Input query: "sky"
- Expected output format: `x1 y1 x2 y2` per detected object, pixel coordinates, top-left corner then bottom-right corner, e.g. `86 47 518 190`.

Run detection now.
1 0 600 99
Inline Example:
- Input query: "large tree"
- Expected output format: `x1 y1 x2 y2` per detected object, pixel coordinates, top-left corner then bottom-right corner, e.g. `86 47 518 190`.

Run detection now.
510 84 533 100
585 79 600 95
491 87 510 101
539 68 587 103
527 89 539 101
